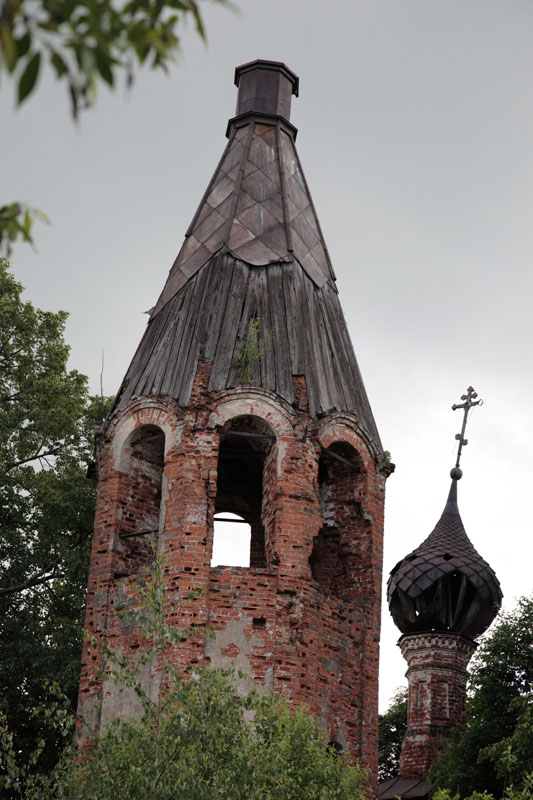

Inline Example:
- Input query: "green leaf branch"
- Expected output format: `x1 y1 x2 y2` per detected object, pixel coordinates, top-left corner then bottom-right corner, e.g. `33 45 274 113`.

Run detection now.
0 0 228 120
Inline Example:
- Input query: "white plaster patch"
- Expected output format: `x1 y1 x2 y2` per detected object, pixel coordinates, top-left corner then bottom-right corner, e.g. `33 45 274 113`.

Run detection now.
205 617 267 696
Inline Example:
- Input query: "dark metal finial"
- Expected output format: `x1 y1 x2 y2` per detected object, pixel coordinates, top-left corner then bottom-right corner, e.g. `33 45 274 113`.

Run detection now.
451 386 483 473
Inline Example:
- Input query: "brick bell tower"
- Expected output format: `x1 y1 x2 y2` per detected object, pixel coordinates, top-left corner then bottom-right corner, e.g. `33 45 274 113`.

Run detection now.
78 60 393 783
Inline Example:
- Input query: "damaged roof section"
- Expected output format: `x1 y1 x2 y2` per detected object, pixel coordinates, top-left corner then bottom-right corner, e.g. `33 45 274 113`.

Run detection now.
118 252 381 448
388 477 502 639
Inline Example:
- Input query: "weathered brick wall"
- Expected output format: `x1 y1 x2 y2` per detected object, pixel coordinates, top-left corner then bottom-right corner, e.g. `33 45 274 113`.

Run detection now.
78 363 390 791
399 632 477 779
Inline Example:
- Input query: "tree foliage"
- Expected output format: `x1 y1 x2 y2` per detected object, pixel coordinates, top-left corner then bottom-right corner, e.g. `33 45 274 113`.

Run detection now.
0 0 228 257
431 771 533 800
0 203 49 258
0 0 224 119
430 596 533 797
1 554 367 800
378 687 407 781
0 259 110 773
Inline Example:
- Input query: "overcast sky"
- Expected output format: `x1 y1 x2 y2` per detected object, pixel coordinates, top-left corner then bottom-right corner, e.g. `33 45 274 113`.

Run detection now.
3 0 533 712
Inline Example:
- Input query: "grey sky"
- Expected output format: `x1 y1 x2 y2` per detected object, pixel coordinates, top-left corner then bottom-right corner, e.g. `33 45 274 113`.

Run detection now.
3 0 532 711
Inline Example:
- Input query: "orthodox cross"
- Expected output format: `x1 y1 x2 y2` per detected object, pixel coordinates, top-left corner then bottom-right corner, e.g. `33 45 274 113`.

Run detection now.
452 386 483 469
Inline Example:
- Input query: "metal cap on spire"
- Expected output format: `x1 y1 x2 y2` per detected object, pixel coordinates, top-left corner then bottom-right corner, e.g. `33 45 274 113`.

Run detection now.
234 60 299 122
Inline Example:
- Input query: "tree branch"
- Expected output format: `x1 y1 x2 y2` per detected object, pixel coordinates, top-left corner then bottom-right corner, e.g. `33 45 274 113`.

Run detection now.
4 444 63 472
0 391 22 403
0 567 58 596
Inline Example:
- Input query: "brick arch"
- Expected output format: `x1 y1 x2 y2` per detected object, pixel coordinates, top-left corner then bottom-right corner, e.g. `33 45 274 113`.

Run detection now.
316 414 376 476
208 393 297 571
207 391 295 436
212 413 278 570
98 400 182 579
109 398 182 471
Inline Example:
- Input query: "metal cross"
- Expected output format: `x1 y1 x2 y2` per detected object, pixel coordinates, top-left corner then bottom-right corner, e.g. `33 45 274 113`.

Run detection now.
452 386 483 469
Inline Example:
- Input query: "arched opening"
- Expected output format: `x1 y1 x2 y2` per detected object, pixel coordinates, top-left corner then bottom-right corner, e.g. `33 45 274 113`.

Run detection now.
327 740 343 756
211 512 252 567
309 442 367 598
116 424 165 575
213 415 275 569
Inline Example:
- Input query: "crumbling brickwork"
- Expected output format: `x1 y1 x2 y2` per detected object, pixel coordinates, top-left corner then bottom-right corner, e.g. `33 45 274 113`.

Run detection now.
78 364 390 788
399 632 477 778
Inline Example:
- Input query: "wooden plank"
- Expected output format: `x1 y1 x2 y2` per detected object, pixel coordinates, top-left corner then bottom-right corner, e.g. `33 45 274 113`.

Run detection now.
280 261 301 375
200 253 235 363
303 274 337 414
155 275 196 398
175 258 213 404
158 282 194 397
322 285 365 410
291 262 320 416
208 260 249 390
322 284 381 443
127 294 178 399
145 281 194 397
225 264 257 389
254 268 276 392
317 285 350 412
149 290 191 397
168 274 208 402
118 320 158 406
266 264 294 403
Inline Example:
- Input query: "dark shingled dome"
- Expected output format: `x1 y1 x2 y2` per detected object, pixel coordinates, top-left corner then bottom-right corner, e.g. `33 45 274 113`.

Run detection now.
387 479 502 639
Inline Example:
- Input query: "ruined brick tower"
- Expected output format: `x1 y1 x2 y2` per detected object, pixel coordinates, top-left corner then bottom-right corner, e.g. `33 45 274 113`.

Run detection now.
78 60 392 784
387 388 502 782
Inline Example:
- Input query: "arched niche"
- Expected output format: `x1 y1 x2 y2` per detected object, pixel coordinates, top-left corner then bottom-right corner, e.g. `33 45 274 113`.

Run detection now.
309 441 367 598
116 424 165 575
213 415 276 569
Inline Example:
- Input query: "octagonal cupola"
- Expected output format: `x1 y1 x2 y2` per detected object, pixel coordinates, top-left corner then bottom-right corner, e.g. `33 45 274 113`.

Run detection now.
387 387 502 640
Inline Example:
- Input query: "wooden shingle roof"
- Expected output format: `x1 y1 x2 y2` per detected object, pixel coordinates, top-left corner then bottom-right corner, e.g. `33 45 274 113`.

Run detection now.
115 61 382 451
151 113 335 316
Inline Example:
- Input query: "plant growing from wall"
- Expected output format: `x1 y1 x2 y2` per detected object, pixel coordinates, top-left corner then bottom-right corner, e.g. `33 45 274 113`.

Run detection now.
237 316 272 384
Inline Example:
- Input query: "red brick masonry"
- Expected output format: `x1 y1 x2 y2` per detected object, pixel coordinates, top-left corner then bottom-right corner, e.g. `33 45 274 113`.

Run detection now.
399 632 477 778
78 364 391 790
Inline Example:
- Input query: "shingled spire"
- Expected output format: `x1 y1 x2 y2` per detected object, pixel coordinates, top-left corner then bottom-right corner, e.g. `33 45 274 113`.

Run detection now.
116 60 380 445
151 59 334 316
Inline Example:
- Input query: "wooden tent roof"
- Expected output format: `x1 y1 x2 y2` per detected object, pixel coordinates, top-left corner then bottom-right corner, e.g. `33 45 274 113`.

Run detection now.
115 61 382 452
151 84 335 316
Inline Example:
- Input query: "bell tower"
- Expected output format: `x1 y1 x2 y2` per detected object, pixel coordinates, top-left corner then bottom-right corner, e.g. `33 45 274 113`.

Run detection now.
78 60 392 785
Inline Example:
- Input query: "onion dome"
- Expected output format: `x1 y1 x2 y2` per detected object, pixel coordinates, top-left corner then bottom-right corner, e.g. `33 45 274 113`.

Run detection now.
387 387 502 640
